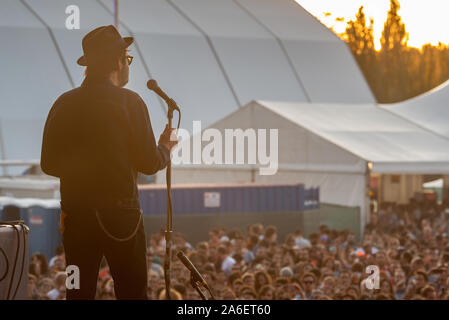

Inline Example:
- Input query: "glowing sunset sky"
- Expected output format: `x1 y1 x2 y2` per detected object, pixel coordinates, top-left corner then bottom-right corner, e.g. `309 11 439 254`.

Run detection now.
296 0 449 49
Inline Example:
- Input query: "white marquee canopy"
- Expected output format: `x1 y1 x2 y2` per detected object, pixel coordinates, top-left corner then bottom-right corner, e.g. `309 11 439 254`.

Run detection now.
0 0 374 175
164 100 449 232
381 79 449 139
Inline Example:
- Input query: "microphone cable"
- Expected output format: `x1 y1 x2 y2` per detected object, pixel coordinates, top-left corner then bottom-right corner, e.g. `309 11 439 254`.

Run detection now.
0 247 8 282
11 221 27 300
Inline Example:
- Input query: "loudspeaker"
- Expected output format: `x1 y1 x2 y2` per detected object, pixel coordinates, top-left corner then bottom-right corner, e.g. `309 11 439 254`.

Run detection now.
0 222 29 300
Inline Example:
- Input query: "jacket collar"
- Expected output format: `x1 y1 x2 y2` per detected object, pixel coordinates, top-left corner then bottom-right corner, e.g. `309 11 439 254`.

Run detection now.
81 76 115 88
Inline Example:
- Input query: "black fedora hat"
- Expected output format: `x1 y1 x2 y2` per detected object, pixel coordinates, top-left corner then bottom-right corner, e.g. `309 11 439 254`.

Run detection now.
77 25 133 66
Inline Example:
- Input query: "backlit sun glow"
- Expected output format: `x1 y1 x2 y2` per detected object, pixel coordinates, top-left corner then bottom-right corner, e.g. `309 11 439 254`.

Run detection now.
296 0 449 50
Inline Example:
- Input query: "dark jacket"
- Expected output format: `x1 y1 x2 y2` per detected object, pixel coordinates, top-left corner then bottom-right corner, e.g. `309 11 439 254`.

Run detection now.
40 76 170 209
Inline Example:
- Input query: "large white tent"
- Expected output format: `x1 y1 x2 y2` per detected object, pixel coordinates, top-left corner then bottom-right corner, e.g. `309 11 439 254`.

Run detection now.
0 0 374 175
380 77 449 199
380 80 449 139
161 100 449 232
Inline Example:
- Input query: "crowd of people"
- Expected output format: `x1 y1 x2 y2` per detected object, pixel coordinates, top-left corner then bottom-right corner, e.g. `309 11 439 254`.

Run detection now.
27 199 449 300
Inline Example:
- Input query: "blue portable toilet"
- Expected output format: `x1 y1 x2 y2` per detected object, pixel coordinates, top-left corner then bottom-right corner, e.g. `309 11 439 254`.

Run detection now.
20 206 62 260
0 197 61 260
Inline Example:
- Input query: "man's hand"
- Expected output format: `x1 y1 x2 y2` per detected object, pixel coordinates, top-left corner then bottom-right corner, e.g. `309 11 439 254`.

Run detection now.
158 124 178 151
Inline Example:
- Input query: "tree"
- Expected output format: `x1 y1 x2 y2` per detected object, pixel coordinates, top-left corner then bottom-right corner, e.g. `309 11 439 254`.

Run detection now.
380 0 408 52
344 6 375 56
342 0 449 103
343 6 378 98
378 0 409 102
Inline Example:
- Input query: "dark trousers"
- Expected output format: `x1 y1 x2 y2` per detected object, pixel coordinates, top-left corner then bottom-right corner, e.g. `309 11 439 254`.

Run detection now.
61 205 148 300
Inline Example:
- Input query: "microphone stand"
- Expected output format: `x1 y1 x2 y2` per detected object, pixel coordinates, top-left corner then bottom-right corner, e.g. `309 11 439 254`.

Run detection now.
190 275 215 300
177 253 215 300
147 79 181 300
191 275 207 300
163 100 177 300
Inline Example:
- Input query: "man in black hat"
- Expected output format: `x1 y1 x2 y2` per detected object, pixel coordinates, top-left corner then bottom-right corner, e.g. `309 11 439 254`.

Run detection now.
40 25 177 299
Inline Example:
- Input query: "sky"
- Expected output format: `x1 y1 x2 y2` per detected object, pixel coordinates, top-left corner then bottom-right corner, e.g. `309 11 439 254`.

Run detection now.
296 0 449 49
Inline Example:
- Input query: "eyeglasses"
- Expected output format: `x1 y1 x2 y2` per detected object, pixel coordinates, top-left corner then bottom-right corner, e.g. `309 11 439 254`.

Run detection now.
126 55 133 65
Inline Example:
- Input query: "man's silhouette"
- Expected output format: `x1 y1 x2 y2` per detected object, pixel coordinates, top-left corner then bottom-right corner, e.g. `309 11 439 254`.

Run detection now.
41 25 177 299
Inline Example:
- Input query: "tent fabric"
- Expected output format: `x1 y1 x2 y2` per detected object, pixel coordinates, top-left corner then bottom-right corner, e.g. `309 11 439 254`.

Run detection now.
380 79 449 139
235 0 376 103
236 0 341 41
1 0 374 177
257 101 449 174
160 100 370 231
0 0 73 174
158 100 368 214
162 100 449 233
0 196 60 209
167 0 309 105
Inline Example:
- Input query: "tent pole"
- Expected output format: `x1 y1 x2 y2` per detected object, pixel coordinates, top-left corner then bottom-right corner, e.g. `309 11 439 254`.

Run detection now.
114 0 119 29
363 161 372 238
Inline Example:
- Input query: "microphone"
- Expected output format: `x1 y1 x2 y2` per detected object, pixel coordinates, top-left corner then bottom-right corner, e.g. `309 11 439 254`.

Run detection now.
176 251 207 286
147 79 180 111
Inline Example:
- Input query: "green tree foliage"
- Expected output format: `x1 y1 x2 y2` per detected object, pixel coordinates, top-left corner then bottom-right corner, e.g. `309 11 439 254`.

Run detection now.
342 0 449 103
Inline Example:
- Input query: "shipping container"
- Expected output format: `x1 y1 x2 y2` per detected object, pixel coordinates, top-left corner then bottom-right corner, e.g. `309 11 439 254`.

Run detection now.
0 183 321 257
138 182 319 215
